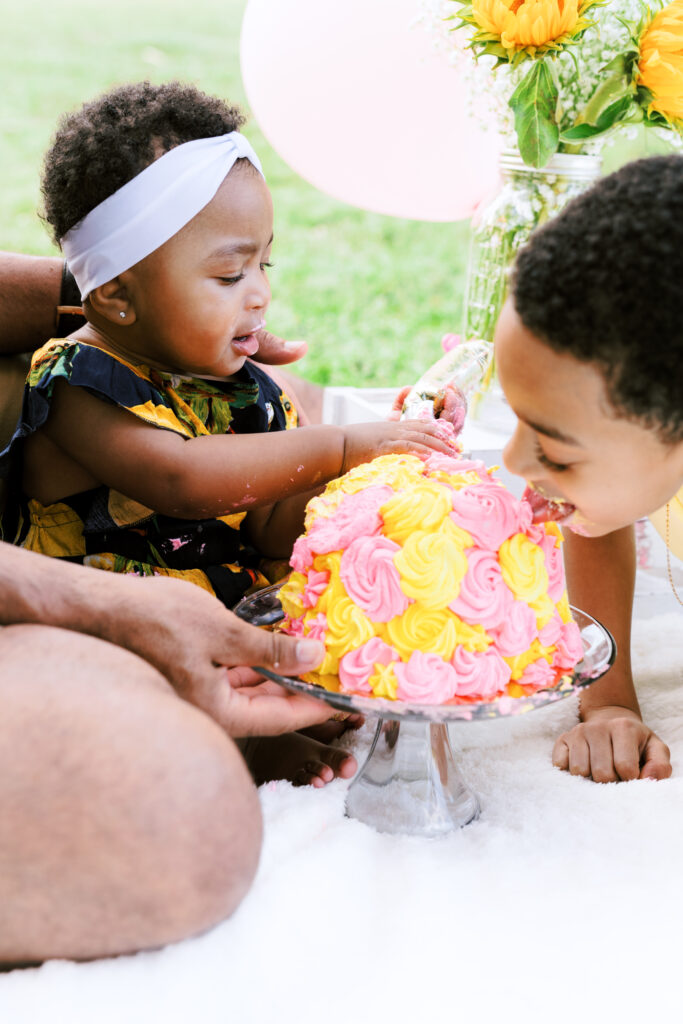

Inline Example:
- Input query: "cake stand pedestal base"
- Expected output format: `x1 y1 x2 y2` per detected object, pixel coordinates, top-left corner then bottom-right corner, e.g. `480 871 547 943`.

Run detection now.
345 720 480 837
234 585 615 838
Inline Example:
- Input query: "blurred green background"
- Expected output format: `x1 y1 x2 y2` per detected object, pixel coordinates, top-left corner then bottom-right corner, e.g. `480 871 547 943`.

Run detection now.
0 0 470 387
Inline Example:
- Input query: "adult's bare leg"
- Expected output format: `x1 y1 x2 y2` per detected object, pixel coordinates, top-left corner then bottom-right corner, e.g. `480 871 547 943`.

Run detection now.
0 624 261 966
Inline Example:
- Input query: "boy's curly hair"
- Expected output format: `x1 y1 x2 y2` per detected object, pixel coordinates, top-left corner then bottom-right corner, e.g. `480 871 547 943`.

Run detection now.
41 81 246 243
511 155 683 443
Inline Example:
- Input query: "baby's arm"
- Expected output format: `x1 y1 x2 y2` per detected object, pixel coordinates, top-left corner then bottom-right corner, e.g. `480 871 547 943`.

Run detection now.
552 526 671 782
35 380 454 518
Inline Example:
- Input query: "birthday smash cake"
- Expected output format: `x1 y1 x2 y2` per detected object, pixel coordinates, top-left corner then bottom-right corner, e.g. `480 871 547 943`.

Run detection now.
279 437 584 705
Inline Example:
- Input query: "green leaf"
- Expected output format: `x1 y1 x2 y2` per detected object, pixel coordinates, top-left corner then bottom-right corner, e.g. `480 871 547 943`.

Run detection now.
561 95 635 142
561 123 606 140
508 61 560 167
578 70 632 126
597 94 635 128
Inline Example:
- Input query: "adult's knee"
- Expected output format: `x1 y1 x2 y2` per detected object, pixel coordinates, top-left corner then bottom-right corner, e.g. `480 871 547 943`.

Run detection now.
0 625 262 962
150 714 264 943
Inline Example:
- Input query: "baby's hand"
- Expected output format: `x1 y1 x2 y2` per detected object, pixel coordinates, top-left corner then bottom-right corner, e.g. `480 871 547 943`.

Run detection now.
388 384 467 435
341 419 456 473
552 707 671 783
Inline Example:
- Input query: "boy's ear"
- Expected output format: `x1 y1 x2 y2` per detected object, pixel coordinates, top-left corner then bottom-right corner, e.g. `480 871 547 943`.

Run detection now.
88 277 136 325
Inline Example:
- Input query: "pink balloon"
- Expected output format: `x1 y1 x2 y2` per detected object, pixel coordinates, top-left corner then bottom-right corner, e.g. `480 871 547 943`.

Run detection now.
240 0 501 221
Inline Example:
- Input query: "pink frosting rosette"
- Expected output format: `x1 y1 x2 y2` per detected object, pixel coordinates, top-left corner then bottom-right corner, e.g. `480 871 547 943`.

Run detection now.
303 569 330 608
450 481 532 551
306 484 394 554
538 612 563 647
290 534 314 573
338 637 399 695
552 621 584 671
285 614 305 637
451 646 511 699
393 650 458 704
449 548 515 630
488 600 538 657
340 535 410 621
304 612 328 642
423 452 487 478
518 657 556 692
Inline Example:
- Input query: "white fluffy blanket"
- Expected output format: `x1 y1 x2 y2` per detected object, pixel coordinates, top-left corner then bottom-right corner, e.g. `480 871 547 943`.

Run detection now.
3 607 682 1024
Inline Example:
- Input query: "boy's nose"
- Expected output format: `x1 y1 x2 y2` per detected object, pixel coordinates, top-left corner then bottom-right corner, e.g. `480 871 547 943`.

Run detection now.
502 424 534 479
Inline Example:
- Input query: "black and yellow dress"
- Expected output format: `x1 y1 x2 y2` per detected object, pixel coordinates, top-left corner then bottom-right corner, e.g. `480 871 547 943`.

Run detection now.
0 338 298 608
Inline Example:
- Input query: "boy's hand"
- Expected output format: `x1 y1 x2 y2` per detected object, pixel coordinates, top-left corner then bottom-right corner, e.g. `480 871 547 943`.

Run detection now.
341 418 456 473
552 706 671 782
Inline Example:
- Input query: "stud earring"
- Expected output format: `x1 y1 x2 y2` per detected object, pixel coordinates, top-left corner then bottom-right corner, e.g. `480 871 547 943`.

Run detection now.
119 311 126 319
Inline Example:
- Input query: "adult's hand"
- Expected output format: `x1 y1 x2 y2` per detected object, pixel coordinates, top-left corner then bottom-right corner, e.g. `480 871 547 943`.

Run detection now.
100 574 332 738
252 328 308 366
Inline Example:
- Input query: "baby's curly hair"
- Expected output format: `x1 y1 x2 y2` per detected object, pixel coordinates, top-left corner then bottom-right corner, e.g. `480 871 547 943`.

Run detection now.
41 81 246 243
511 155 683 443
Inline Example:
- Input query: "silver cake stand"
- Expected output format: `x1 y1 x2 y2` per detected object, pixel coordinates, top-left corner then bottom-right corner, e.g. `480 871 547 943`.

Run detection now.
235 585 615 838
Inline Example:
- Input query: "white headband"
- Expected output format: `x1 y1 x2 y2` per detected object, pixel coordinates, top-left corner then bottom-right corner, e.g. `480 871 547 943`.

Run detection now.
61 131 264 299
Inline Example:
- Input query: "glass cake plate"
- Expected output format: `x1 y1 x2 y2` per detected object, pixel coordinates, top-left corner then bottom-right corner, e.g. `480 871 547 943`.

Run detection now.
235 584 615 838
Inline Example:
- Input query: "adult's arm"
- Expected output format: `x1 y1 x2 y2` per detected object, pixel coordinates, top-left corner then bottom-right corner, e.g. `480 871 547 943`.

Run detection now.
0 252 312 364
0 253 63 353
0 542 331 736
552 526 671 781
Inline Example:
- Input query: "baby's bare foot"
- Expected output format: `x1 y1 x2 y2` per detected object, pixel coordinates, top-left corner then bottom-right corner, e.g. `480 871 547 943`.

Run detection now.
242 732 357 788
299 713 364 746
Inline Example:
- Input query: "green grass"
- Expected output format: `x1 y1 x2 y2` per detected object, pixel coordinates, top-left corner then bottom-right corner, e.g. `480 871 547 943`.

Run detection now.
0 0 470 387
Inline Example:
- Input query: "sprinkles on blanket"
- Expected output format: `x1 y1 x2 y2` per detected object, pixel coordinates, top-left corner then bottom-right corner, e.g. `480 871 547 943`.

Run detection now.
279 440 583 704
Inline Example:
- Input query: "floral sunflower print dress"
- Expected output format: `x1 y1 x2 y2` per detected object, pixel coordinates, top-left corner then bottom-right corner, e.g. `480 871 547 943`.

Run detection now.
0 338 298 608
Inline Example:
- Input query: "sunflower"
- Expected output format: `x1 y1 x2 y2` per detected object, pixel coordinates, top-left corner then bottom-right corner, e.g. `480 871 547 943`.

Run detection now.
637 0 683 124
456 0 599 65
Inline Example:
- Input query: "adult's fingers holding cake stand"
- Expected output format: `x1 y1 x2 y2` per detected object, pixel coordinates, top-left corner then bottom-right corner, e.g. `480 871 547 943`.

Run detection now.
188 623 335 738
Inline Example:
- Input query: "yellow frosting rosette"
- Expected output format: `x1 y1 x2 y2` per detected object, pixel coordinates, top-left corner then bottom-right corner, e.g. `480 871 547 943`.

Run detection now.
334 453 425 497
278 571 306 618
499 533 549 604
381 480 454 544
394 529 468 608
384 603 458 661
324 595 375 660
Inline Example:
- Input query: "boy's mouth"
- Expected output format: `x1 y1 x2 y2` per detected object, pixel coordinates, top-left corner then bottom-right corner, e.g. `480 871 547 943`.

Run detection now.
523 483 577 525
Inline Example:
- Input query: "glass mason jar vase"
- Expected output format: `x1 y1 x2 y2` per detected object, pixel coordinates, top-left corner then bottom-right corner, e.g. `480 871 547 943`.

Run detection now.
463 149 602 347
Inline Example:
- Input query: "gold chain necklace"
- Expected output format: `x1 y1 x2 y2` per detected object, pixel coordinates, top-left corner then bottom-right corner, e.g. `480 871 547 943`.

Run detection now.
665 502 683 608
